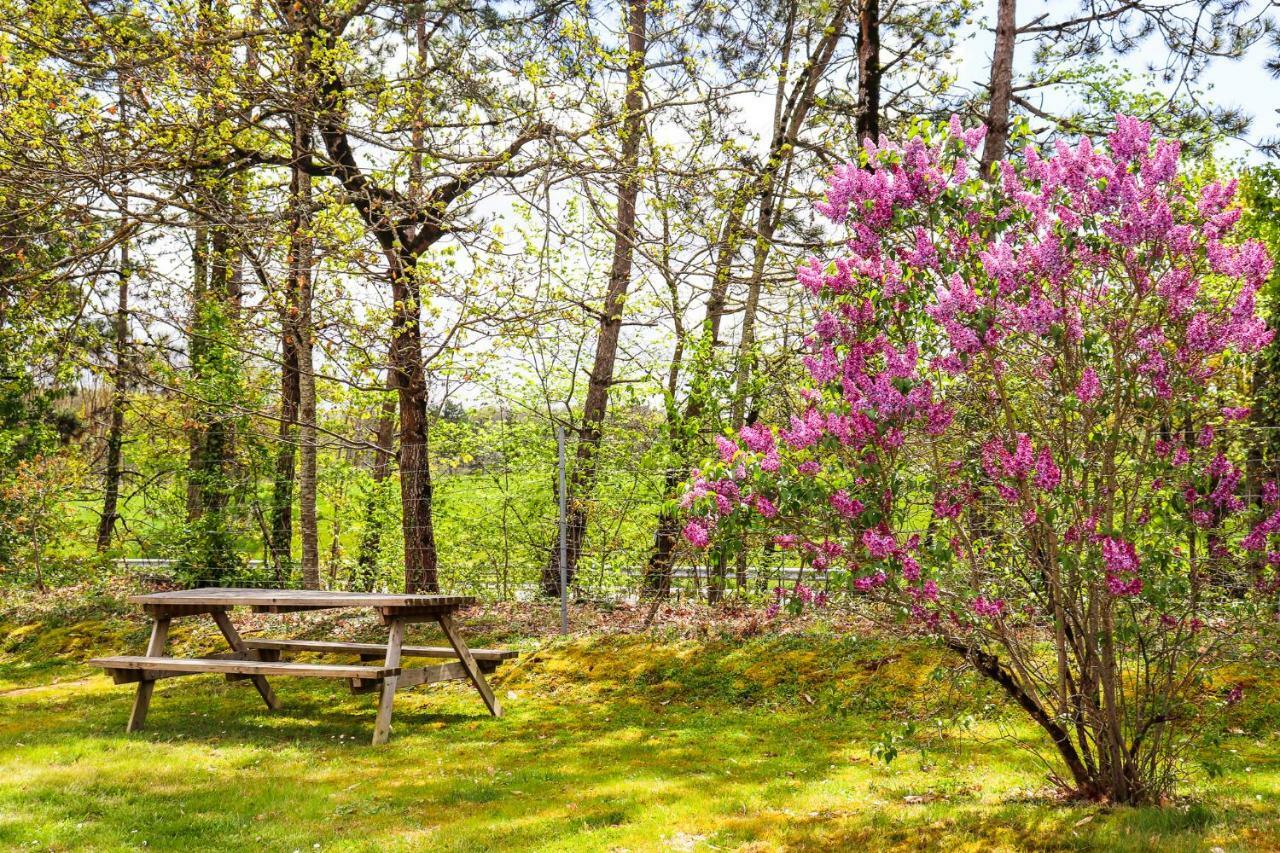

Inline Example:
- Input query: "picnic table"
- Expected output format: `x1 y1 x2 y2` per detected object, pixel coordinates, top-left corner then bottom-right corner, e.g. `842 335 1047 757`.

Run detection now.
88 588 517 745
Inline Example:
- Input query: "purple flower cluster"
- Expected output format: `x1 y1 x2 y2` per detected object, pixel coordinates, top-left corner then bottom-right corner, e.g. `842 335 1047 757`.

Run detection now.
678 114 1274 635
1101 537 1142 597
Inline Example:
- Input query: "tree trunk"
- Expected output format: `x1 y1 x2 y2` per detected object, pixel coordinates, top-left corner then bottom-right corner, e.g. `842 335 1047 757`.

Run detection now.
541 0 649 596
644 190 746 595
186 222 209 522
305 1 543 593
268 325 299 579
855 0 880 144
980 0 1017 174
293 107 320 590
947 639 1098 797
355 384 396 590
97 195 130 551
387 252 439 593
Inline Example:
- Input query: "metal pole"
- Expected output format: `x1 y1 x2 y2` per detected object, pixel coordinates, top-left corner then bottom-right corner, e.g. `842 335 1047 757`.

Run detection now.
557 425 569 635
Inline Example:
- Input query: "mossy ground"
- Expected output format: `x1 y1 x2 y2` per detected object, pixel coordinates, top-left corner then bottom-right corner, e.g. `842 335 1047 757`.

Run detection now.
2 600 1279 851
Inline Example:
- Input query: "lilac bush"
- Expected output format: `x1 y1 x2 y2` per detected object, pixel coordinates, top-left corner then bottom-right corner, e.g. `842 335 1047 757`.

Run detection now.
683 116 1275 803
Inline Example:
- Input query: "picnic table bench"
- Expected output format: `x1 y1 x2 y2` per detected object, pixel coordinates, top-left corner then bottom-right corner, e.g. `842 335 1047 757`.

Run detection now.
88 588 516 745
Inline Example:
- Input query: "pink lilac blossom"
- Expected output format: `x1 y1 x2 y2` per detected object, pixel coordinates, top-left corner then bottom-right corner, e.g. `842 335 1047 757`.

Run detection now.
679 114 1269 637
1076 367 1102 404
1101 537 1142 596
862 528 897 559
971 596 1005 618
752 494 778 519
1034 448 1061 491
682 518 711 549
829 490 865 519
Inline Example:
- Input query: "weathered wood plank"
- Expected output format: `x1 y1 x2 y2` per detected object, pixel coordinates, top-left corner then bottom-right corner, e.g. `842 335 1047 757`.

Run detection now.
242 639 518 662
126 616 170 732
127 588 474 610
212 611 279 711
349 660 501 693
376 606 463 623
371 620 406 745
142 604 231 618
437 612 501 718
107 651 246 683
90 656 399 679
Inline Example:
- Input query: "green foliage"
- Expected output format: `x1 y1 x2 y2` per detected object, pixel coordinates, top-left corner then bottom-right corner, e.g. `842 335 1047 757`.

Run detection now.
169 298 251 586
1241 166 1280 474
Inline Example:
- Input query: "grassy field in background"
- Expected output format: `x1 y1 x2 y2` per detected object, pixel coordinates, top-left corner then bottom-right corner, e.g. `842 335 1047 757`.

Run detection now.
3 598 1280 851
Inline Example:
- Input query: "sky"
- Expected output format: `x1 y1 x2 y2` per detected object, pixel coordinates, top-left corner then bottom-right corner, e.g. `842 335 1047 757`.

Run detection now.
953 0 1280 164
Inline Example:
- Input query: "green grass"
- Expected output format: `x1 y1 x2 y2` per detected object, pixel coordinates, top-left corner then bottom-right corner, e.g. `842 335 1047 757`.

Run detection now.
2 614 1280 851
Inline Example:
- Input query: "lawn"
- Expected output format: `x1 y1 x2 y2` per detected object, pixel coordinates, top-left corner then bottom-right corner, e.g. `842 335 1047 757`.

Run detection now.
2 596 1280 852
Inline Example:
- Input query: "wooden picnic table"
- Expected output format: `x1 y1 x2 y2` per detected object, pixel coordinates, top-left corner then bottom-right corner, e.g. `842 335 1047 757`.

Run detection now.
88 588 516 745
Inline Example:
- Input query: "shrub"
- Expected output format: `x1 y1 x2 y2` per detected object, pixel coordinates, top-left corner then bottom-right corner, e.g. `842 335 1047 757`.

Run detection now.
683 115 1274 804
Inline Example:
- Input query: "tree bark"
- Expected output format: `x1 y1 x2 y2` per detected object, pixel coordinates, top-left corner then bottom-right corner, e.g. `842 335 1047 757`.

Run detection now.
355 385 396 590
97 93 131 551
291 105 320 589
97 238 129 551
980 0 1017 174
541 0 649 596
386 252 438 593
186 221 209 522
267 321 299 578
856 0 881 144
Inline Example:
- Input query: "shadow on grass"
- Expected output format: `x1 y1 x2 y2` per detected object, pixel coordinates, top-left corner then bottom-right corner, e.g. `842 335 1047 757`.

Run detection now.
3 651 1278 852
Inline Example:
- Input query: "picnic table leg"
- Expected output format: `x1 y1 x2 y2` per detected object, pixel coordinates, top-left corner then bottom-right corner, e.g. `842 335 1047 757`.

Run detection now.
211 610 280 711
436 612 502 717
126 615 171 732
372 618 405 745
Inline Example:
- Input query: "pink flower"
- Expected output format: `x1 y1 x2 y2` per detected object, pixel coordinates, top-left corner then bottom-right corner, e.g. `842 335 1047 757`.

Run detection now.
752 494 778 519
1101 537 1142 596
1034 448 1060 491
971 596 1005 618
829 490 865 519
738 423 775 454
854 570 888 592
1102 537 1139 574
1076 367 1102 404
715 435 739 463
682 518 711 549
862 528 897 559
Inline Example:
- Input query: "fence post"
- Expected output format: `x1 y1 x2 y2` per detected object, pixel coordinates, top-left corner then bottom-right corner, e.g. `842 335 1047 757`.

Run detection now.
557 425 569 635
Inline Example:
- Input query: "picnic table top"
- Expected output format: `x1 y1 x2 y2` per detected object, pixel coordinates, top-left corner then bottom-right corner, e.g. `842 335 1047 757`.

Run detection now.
126 587 476 610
